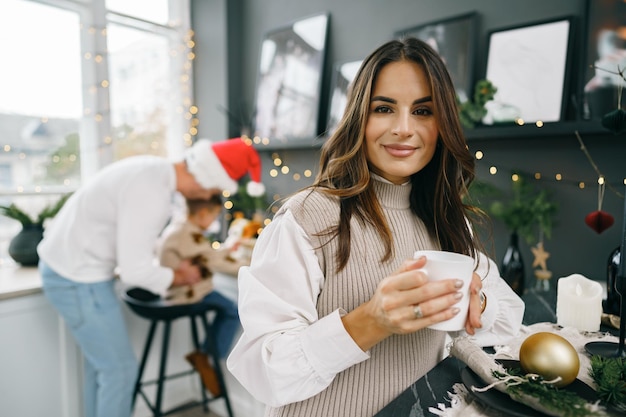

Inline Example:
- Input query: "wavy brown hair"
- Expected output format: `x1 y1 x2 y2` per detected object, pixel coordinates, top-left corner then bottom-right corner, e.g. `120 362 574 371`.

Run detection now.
310 37 483 272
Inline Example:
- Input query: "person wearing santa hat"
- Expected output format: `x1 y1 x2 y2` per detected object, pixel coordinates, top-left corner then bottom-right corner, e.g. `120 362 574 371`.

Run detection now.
37 137 265 417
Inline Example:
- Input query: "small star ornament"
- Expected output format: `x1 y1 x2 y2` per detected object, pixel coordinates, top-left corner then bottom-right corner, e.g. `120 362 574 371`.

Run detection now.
531 241 550 271
532 241 552 291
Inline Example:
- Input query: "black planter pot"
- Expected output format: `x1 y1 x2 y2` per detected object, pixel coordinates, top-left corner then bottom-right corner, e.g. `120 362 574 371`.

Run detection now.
501 232 525 296
8 224 44 266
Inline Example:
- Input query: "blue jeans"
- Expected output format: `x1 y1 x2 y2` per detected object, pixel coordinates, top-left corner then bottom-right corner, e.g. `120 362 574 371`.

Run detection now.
39 261 137 417
194 291 240 359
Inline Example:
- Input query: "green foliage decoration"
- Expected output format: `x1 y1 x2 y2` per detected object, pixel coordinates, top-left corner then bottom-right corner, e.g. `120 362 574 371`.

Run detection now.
0 193 72 227
458 79 497 129
491 367 606 417
227 179 268 219
590 355 626 412
468 173 558 245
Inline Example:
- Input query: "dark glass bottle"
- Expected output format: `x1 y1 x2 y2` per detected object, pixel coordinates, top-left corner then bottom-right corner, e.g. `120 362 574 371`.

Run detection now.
501 232 525 296
605 246 621 316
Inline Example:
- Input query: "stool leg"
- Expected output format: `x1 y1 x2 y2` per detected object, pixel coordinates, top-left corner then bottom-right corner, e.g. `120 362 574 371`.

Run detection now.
154 320 171 417
132 320 158 410
190 314 202 351
201 314 235 417
190 315 209 410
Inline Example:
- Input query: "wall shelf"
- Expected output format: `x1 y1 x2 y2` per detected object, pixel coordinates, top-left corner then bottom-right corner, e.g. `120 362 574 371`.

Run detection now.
464 120 613 141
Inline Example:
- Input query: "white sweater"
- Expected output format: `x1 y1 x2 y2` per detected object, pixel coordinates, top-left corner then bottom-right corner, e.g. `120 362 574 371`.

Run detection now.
38 156 177 295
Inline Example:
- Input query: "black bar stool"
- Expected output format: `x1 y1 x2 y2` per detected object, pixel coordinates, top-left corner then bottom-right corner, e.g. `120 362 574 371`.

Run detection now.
122 287 235 417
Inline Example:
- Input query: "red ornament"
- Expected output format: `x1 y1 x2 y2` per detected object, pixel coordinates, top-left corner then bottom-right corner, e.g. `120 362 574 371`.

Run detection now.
585 210 615 234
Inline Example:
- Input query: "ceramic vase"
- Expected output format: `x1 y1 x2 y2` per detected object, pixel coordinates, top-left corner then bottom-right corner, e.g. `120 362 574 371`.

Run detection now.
8 224 44 266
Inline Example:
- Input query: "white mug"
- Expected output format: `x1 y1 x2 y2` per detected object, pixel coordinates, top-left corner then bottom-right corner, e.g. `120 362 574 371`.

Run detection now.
413 250 474 331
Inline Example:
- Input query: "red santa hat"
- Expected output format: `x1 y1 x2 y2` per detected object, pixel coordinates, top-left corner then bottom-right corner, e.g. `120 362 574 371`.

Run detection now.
185 137 266 197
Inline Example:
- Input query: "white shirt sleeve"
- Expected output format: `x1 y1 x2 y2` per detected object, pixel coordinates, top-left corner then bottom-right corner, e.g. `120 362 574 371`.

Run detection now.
226 209 369 407
464 252 526 346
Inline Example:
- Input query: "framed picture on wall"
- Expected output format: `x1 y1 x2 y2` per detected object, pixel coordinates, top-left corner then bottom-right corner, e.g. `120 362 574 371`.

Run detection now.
325 59 362 138
252 13 329 149
582 0 626 120
484 17 574 125
395 12 478 103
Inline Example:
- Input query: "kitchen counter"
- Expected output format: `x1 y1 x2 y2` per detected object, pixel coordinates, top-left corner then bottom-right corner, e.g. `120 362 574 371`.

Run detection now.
0 264 42 300
0 264 262 417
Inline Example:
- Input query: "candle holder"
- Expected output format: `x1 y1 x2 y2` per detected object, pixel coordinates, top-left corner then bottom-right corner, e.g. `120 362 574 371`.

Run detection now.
585 188 626 358
584 276 625 358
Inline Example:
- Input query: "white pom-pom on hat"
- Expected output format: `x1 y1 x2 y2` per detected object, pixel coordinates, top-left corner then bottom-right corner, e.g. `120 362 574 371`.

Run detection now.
185 137 266 196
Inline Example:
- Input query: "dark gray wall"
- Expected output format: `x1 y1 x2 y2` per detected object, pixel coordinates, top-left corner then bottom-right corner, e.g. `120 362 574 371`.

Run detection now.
192 0 626 289
191 0 228 141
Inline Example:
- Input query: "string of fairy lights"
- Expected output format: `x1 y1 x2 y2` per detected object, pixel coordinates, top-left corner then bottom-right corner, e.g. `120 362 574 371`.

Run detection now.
472 130 625 200
2 22 198 195
232 126 625 234
80 23 199 154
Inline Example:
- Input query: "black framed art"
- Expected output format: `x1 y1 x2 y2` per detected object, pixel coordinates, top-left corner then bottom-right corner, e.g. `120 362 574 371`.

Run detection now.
582 0 626 120
325 59 362 138
395 12 478 103
484 17 574 125
252 13 329 149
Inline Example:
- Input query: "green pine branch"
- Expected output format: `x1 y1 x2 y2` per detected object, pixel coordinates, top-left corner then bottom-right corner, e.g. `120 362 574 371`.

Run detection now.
493 368 605 417
590 355 626 412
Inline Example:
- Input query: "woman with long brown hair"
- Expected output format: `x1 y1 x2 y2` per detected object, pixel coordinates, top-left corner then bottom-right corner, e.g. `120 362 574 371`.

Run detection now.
228 37 524 417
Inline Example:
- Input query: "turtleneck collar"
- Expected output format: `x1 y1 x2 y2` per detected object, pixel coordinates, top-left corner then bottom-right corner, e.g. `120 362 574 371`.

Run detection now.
371 174 411 210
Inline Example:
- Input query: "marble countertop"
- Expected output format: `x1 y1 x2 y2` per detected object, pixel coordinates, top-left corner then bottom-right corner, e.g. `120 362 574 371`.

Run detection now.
0 264 42 300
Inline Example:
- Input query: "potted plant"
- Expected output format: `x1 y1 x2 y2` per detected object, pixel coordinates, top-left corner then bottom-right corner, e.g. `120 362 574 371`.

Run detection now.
469 174 558 295
0 193 71 266
458 79 497 129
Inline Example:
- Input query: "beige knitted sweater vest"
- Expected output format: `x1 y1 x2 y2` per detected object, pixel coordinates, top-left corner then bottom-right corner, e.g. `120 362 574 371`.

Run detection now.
266 179 447 417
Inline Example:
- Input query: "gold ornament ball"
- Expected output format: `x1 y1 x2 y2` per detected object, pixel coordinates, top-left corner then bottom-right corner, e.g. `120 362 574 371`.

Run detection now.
519 332 580 388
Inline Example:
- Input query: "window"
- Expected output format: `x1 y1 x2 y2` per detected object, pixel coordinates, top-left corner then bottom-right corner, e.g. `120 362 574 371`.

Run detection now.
0 0 83 194
0 0 194 262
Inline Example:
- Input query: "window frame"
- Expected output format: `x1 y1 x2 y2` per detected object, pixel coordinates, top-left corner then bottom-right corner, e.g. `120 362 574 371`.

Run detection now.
0 0 193 198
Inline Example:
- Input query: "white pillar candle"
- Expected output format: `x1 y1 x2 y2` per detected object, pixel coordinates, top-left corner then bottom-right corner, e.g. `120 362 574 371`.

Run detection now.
556 274 603 332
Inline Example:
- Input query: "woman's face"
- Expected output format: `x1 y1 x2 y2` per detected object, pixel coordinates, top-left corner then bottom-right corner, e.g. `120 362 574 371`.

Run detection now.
365 60 439 184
